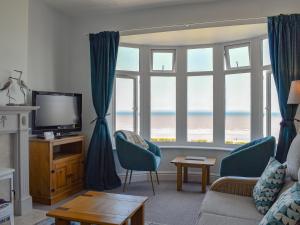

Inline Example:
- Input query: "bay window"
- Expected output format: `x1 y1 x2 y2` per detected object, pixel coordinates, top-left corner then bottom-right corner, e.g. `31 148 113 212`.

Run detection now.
113 36 275 147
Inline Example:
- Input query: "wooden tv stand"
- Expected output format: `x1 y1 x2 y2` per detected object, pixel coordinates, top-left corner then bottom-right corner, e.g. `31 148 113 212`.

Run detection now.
29 135 85 205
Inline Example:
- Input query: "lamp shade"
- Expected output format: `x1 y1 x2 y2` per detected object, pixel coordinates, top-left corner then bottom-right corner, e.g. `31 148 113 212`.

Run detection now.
288 80 300 104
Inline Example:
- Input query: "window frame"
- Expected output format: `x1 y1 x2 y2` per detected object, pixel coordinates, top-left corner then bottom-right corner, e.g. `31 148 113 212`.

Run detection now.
150 49 177 73
150 75 177 142
187 74 214 143
224 72 252 144
224 42 251 71
263 70 272 136
112 74 139 134
113 44 140 134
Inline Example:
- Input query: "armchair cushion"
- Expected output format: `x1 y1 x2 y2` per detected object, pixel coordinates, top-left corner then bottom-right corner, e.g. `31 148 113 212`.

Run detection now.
259 183 300 225
118 130 149 149
253 158 287 214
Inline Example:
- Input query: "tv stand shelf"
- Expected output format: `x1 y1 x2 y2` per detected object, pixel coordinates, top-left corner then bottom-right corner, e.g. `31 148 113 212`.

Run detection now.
29 135 85 205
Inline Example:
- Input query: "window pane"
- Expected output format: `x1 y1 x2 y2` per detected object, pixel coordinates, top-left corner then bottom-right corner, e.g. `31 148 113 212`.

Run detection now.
225 73 251 144
187 48 213 72
227 46 250 68
271 75 280 139
116 47 139 71
187 76 213 142
115 78 135 131
152 51 174 71
151 77 176 141
263 39 271 66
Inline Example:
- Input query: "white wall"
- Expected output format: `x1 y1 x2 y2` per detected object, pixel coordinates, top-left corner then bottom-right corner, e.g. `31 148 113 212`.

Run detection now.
65 0 300 177
0 0 29 199
27 0 71 92
0 0 29 105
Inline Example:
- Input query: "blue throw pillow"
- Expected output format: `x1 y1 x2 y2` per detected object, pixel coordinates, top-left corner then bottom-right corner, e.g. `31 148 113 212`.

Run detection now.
259 182 300 225
253 157 287 214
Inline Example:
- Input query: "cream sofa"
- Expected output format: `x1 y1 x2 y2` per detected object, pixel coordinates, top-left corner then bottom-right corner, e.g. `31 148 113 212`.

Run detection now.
198 177 294 225
198 134 300 225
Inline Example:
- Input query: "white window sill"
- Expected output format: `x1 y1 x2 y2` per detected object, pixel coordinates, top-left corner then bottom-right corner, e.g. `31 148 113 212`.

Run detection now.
113 145 233 152
159 145 233 151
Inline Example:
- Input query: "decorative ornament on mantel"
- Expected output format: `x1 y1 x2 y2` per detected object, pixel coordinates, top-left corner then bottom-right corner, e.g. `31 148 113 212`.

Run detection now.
0 70 30 106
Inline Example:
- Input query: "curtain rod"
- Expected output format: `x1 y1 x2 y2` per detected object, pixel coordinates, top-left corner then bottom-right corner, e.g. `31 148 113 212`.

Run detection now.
85 16 267 36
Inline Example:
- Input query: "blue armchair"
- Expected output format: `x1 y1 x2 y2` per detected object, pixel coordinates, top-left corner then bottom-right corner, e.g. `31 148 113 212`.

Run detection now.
114 131 162 194
220 136 276 177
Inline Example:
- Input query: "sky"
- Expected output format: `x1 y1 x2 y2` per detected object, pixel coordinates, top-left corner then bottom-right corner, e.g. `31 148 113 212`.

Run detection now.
115 45 276 113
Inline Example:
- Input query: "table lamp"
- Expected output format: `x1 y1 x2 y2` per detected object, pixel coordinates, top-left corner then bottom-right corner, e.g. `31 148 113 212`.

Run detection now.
288 80 300 122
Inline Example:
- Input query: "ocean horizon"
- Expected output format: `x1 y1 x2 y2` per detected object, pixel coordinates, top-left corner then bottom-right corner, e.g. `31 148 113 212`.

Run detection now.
116 111 281 116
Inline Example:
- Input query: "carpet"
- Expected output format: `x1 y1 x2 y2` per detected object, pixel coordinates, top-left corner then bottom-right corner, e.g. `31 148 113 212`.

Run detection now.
34 181 204 225
35 218 167 225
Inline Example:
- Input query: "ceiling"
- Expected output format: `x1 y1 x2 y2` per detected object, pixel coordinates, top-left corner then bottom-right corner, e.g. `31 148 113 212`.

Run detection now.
120 23 267 46
41 0 222 16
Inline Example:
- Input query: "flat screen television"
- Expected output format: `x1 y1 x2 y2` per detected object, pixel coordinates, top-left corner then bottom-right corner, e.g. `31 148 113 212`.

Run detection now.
32 91 82 135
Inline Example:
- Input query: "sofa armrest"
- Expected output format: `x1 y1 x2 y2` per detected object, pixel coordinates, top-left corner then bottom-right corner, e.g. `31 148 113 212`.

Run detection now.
210 176 259 197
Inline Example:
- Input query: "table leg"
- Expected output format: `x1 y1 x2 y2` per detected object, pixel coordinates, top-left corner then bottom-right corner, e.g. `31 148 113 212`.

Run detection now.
183 167 188 183
55 219 70 225
201 166 207 193
176 164 183 191
131 205 145 225
207 166 210 185
122 221 129 225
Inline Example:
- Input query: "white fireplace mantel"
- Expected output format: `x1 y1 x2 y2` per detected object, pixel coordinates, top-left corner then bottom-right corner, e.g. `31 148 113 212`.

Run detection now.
0 105 39 216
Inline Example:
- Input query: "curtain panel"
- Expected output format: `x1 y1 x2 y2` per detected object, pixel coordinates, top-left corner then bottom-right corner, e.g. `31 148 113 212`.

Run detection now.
85 31 121 190
268 14 300 162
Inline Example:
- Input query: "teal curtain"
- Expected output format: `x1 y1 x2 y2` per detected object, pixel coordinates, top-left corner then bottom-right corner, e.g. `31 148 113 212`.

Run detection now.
268 14 300 163
85 31 121 190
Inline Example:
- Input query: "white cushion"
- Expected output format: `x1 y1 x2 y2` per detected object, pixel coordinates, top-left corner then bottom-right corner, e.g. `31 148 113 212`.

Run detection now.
286 134 300 180
201 191 263 221
198 213 259 225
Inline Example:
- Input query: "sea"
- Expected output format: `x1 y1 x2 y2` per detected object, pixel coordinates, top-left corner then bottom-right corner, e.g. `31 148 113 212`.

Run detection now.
115 111 281 143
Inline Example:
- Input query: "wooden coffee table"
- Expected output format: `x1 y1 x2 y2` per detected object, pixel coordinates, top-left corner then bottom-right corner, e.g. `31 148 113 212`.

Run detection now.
46 191 148 225
171 156 216 193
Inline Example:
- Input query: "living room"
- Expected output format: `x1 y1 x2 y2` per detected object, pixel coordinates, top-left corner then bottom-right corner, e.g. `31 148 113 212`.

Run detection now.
1 0 300 225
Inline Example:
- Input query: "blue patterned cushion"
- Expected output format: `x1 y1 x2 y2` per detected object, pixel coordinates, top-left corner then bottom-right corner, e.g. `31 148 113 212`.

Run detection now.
253 157 287 214
259 182 300 225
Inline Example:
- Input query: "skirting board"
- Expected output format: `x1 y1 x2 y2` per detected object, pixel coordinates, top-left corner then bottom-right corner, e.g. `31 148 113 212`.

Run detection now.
118 171 220 184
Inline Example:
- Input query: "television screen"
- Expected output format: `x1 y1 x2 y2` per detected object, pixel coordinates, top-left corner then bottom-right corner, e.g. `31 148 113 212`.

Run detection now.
32 91 82 134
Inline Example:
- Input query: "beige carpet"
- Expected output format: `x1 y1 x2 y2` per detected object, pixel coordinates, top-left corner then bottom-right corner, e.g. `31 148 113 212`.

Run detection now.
31 181 205 225
4 209 47 225
108 181 205 225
